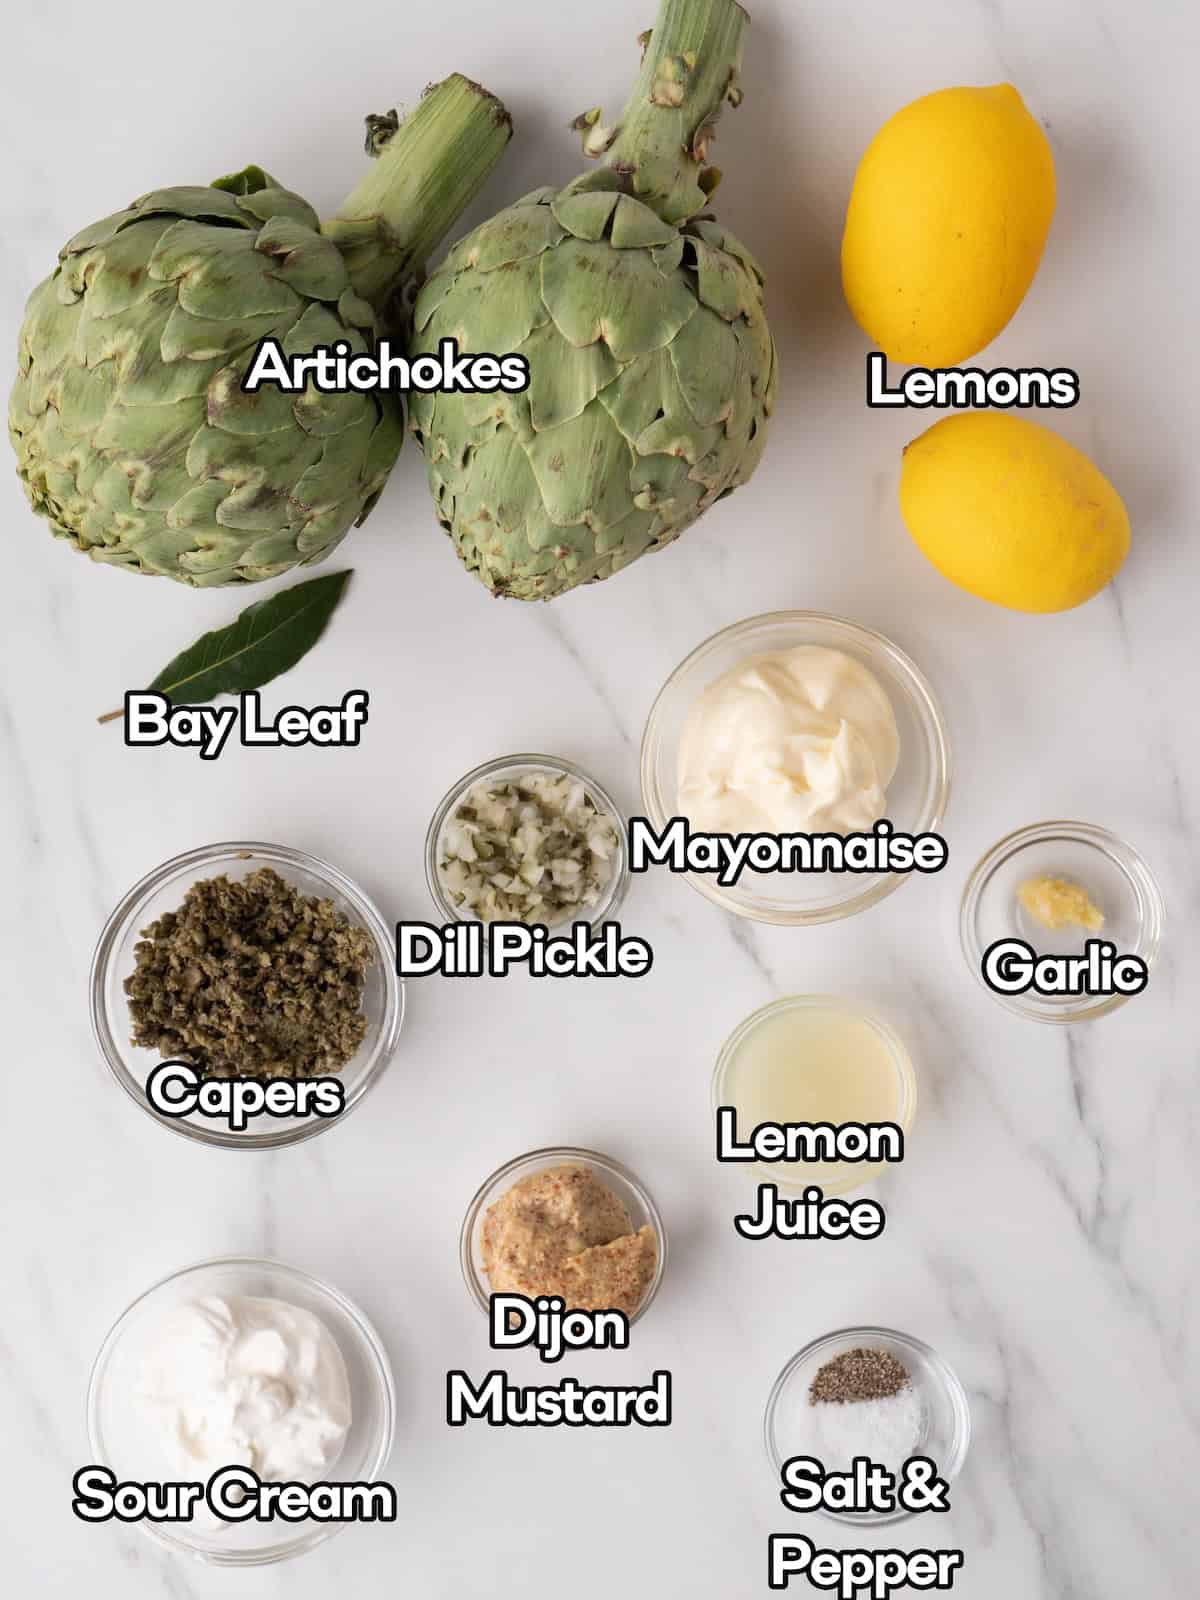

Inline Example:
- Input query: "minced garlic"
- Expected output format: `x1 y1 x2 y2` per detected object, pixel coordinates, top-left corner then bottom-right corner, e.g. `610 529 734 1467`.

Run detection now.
1018 875 1105 933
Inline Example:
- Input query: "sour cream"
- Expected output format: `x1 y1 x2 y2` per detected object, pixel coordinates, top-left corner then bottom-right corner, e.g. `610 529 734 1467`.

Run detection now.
138 1295 351 1483
677 645 900 834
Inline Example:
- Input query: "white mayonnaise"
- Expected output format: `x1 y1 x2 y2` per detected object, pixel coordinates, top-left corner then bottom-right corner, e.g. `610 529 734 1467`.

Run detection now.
677 646 900 834
138 1295 351 1482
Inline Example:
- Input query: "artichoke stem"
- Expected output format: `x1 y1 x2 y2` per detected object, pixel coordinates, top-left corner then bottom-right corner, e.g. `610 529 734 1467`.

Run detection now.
327 73 512 314
601 0 747 224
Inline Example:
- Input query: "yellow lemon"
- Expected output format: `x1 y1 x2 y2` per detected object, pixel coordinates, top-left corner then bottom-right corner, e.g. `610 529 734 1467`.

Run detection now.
842 85 1055 366
899 413 1130 613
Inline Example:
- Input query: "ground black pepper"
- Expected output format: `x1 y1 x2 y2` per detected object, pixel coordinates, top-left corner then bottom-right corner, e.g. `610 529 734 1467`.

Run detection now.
125 867 372 1079
809 1348 912 1405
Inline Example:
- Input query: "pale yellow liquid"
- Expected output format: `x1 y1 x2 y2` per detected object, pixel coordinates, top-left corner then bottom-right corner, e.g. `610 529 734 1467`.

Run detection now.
723 1005 912 1194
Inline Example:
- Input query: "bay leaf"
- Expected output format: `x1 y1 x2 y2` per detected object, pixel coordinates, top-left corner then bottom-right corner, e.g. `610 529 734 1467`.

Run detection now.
98 570 351 723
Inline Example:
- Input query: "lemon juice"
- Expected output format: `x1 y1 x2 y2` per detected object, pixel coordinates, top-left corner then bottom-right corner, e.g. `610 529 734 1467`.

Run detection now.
714 998 915 1195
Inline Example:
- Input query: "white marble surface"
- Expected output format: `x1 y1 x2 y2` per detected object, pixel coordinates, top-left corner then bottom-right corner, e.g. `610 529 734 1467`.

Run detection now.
3 0 1199 1593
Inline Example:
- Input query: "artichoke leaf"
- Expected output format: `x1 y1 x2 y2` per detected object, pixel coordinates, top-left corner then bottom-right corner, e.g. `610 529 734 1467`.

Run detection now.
291 409 379 512
89 453 184 517
175 525 291 581
123 519 233 576
596 347 678 438
411 265 462 331
53 360 119 437
72 282 172 372
540 237 698 361
405 384 436 440
629 448 691 503
407 391 458 471
687 238 752 323
444 430 546 561
118 336 226 407
513 186 559 207
448 429 598 595
206 361 297 437
83 459 141 521
523 401 634 530
16 279 71 376
725 347 755 440
357 402 406 520
550 191 621 242
59 183 252 261
335 287 378 332
667 308 739 426
735 298 775 394
65 221 176 319
281 300 357 358
558 168 625 200
293 383 375 442
690 219 766 285
650 237 686 277
210 165 285 196
159 302 289 365
274 305 376 438
610 196 678 251
460 203 567 271
61 207 151 259
417 255 547 351
687 436 739 494
245 523 338 568
254 216 352 301
636 411 723 465
231 186 321 232
149 223 298 319
179 425 315 532
521 321 619 431
460 384 534 443
213 475 295 534
597 343 727 448
732 405 769 487
180 464 296 537
168 476 242 529
592 503 659 559
132 186 261 229
91 392 207 458
763 335 779 415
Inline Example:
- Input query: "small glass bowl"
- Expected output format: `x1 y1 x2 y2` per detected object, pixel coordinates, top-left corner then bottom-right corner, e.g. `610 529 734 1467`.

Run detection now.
764 1326 971 1527
426 754 630 928
87 1256 396 1566
90 842 404 1149
712 996 917 1197
640 612 951 924
459 1146 667 1323
960 821 1165 1023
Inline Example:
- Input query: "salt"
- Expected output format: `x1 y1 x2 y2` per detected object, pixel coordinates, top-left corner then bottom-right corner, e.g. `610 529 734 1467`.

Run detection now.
808 1388 926 1475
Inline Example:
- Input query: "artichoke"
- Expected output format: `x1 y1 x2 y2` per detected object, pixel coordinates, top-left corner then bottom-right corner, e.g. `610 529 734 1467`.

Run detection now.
408 0 776 601
10 76 511 586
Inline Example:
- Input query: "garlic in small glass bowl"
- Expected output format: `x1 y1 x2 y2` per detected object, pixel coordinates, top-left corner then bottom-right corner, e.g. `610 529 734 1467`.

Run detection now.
426 754 629 929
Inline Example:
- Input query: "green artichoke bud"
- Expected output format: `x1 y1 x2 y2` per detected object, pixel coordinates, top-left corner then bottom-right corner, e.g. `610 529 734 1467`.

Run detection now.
10 76 512 586
409 0 776 601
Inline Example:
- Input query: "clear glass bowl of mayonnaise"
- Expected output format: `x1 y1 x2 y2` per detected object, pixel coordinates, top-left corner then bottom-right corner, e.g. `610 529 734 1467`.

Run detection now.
640 613 951 924
87 1256 396 1566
